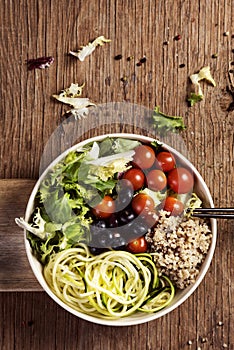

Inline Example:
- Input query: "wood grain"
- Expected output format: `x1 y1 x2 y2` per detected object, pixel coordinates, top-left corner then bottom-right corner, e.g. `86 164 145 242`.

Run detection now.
0 0 233 349
0 179 41 291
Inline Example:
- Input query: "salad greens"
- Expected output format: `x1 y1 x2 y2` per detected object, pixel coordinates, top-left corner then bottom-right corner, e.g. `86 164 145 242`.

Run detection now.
53 83 95 120
152 106 186 133
69 35 111 61
187 92 203 106
187 66 216 106
16 138 140 264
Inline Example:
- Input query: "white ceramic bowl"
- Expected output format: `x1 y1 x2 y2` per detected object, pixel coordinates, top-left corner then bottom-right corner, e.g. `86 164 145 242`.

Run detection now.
24 133 217 326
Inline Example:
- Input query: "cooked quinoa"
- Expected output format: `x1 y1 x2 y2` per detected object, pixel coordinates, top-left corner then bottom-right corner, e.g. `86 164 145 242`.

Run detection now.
145 210 212 289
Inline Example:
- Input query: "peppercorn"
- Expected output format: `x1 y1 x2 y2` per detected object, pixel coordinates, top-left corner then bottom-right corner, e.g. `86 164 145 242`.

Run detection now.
163 41 169 45
212 53 218 58
136 62 142 66
114 54 122 60
179 63 185 68
174 34 181 41
139 56 147 63
120 76 128 82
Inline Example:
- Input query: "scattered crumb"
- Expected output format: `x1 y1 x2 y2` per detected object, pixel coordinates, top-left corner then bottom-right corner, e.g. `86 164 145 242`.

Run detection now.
201 337 207 343
187 340 193 345
223 343 228 348
218 321 224 326
223 31 229 36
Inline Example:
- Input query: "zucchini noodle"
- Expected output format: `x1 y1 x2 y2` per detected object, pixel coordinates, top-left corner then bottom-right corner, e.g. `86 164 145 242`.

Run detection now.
44 243 175 319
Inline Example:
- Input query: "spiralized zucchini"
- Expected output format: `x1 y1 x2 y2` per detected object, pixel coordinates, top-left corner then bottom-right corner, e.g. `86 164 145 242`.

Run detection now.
44 244 175 319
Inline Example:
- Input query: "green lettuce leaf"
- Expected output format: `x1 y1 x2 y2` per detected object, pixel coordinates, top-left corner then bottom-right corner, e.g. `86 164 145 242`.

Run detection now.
187 93 203 106
152 106 186 134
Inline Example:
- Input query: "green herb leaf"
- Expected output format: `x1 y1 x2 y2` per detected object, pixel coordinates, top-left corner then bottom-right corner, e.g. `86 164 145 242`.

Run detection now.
152 106 186 134
187 93 203 106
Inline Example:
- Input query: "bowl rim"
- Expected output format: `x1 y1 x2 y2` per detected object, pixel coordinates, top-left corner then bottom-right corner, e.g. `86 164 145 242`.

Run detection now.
24 132 217 326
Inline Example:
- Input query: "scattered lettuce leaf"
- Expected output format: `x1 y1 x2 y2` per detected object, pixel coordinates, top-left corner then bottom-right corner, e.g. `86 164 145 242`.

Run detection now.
53 83 95 119
27 56 54 70
53 96 95 109
188 66 216 106
57 83 85 97
152 106 186 134
187 93 203 106
66 107 90 120
190 66 216 88
69 35 111 61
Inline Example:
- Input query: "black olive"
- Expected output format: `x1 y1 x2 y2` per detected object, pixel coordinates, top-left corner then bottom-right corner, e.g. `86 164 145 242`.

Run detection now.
90 220 107 237
110 232 126 248
124 218 148 241
108 214 119 228
118 207 136 225
92 220 107 229
88 246 107 255
115 179 134 211
97 230 114 247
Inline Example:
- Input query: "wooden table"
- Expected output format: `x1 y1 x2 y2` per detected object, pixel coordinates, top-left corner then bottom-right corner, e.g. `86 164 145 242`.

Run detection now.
1 0 233 349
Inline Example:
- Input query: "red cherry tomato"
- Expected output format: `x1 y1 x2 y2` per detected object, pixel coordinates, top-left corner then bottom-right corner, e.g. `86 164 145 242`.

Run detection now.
156 151 176 172
163 197 184 216
131 193 155 215
146 169 167 191
123 168 145 191
127 236 147 253
132 145 155 169
92 195 115 219
167 167 194 194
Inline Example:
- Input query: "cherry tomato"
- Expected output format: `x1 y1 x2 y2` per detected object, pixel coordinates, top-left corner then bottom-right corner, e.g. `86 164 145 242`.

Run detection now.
156 151 176 172
132 145 155 169
167 167 194 194
92 195 115 219
123 168 145 191
163 197 184 216
131 193 155 215
146 169 167 191
127 236 147 253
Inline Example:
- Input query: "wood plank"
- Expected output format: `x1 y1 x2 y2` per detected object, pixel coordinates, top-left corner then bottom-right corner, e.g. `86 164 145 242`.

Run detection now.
0 179 42 291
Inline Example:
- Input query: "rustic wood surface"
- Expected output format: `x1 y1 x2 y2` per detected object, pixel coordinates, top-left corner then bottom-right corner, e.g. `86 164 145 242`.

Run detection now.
0 0 233 349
